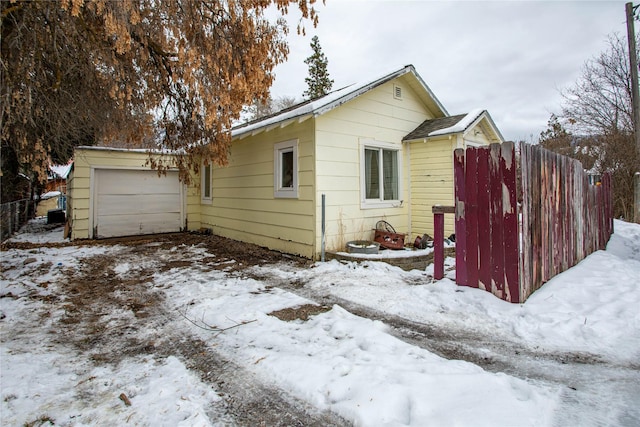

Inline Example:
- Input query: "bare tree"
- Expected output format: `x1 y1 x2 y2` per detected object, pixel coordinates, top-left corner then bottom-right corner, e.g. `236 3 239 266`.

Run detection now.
242 94 299 122
558 33 640 219
562 34 637 134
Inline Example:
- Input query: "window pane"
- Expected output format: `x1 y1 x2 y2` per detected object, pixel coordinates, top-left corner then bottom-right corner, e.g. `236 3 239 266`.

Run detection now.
281 150 293 188
203 164 211 198
383 150 398 200
365 148 380 199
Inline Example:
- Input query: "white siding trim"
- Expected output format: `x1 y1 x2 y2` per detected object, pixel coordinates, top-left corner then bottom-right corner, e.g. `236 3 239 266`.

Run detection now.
201 162 212 204
359 139 403 209
273 139 299 199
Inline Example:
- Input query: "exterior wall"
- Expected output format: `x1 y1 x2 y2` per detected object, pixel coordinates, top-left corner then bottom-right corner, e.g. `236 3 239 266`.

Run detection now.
35 197 59 217
201 119 315 258
69 148 198 239
409 137 457 237
314 77 436 256
411 123 492 237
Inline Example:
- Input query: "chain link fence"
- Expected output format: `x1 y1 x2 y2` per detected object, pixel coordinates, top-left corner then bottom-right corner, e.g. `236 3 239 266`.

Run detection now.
1 199 35 242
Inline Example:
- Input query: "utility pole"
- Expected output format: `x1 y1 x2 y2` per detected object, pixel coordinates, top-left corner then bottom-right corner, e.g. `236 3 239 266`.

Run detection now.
627 2 640 156
627 2 640 223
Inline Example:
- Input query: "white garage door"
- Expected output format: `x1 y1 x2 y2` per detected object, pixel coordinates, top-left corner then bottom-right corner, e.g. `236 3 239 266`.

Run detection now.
94 169 183 238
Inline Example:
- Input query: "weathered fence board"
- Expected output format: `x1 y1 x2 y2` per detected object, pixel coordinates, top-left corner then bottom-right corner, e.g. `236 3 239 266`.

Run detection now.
454 142 613 303
500 143 519 301
454 150 467 286
489 144 505 299
464 148 480 289
477 148 491 292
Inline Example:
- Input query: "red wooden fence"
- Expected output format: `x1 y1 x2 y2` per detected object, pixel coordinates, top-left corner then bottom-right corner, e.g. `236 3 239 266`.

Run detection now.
453 142 613 303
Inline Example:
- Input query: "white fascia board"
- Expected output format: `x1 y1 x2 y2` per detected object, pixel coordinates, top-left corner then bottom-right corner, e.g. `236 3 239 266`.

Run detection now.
410 68 449 117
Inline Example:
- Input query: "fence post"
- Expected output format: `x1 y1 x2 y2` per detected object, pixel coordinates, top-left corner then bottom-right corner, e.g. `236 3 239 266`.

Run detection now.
432 205 455 280
453 149 467 286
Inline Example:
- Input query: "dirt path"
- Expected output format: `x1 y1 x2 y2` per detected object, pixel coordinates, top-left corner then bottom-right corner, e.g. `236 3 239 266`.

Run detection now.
49 235 347 426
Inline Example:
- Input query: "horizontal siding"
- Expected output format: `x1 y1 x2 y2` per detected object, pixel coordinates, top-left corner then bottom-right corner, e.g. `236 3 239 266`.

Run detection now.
202 120 315 257
315 77 435 255
410 138 456 236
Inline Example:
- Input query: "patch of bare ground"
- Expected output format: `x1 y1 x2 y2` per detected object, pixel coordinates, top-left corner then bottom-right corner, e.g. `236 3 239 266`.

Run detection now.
269 304 332 321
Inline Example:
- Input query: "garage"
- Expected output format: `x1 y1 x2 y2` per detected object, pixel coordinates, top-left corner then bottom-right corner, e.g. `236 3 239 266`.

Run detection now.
93 168 184 238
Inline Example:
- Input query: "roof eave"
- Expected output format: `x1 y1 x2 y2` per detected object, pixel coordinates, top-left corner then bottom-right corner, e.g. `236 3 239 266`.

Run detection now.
232 113 313 140
231 64 447 139
460 111 505 143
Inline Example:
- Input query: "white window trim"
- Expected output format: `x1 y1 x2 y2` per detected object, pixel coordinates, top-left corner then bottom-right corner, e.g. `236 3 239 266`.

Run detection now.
201 162 212 204
360 139 403 209
274 139 298 199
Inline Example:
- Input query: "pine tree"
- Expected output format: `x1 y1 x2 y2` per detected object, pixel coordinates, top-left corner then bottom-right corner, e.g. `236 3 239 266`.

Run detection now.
303 36 334 100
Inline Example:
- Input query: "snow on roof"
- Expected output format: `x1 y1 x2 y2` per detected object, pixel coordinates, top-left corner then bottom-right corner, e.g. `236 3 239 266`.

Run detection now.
231 83 358 137
39 191 62 200
49 163 73 179
231 64 447 139
427 108 485 137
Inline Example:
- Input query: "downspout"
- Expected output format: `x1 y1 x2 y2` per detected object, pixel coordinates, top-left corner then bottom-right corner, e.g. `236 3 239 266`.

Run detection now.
321 193 326 262
406 142 412 237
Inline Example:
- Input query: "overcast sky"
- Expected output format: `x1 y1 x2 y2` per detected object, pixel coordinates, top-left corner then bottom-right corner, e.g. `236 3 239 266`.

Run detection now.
269 0 631 142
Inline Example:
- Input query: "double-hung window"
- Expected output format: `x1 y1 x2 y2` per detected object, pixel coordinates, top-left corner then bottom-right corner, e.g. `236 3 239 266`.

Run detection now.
274 139 298 198
361 141 401 208
201 162 212 203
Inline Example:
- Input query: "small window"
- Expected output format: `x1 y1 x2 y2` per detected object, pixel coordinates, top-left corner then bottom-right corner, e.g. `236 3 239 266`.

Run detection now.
274 140 298 198
201 162 212 202
361 141 401 208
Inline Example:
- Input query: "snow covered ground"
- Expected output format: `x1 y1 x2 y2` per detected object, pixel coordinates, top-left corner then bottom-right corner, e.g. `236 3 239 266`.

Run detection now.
1 218 638 426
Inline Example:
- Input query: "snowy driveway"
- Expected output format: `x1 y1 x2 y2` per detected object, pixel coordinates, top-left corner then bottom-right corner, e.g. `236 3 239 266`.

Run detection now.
1 220 639 426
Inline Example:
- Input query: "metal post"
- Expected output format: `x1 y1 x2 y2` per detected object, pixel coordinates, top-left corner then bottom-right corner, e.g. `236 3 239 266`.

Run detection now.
635 172 640 223
321 194 326 262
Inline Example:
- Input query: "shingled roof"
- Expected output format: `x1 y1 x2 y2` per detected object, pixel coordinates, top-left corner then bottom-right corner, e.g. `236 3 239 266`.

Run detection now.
402 114 468 141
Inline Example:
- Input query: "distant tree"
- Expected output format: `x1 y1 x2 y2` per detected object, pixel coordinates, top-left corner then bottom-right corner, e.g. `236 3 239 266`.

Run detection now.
303 35 333 99
1 0 320 192
557 33 640 219
561 33 637 135
242 94 299 122
248 96 277 121
273 95 299 111
539 114 573 155
538 114 598 171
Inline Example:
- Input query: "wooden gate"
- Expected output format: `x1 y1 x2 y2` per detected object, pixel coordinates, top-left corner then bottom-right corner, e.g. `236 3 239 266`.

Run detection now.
453 142 613 303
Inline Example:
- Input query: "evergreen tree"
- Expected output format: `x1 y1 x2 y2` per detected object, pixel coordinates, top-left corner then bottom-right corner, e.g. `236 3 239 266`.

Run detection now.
303 36 334 100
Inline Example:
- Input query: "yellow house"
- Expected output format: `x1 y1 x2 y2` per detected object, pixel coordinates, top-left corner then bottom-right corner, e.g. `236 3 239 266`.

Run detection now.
68 65 503 260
